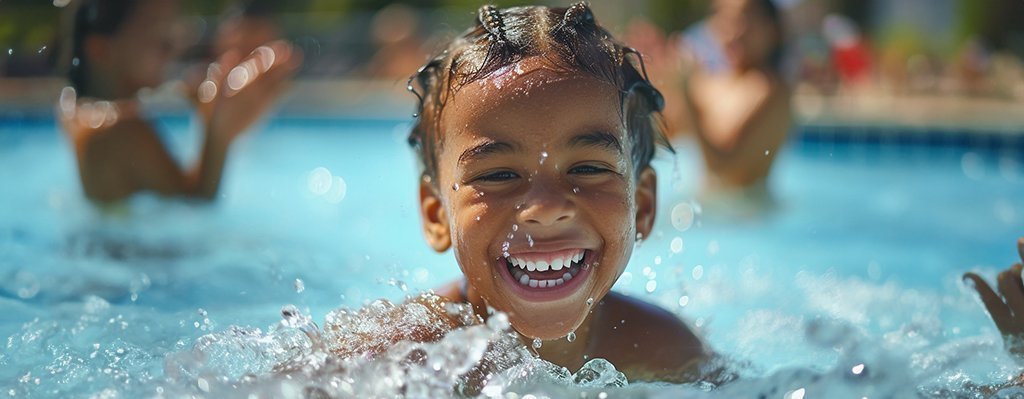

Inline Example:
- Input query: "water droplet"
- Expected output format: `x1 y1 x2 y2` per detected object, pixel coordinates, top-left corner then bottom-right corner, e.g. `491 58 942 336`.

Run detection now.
539 151 549 164
670 203 695 232
532 338 543 349
412 112 419 118
678 295 689 307
707 241 720 256
7 49 12 56
692 265 704 280
37 46 47 54
654 256 662 265
764 149 770 156
851 363 865 375
307 167 332 195
586 298 594 306
226 65 250 91
325 176 347 204
566 331 576 342
572 187 581 194
635 232 644 241
452 183 460 191
198 80 218 103
71 57 80 66
645 280 657 293
294 279 305 293
512 224 518 231
670 237 684 254
527 234 534 247
475 216 481 221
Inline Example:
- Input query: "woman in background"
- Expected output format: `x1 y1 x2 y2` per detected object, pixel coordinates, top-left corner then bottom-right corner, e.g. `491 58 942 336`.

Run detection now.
60 0 298 203
683 0 792 202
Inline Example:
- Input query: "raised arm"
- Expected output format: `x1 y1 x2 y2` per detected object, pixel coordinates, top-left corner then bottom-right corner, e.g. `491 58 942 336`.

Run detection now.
683 72 791 160
64 42 300 203
963 238 1024 357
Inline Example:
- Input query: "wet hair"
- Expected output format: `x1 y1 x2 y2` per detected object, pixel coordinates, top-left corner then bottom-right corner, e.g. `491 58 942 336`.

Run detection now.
67 0 140 96
407 2 673 183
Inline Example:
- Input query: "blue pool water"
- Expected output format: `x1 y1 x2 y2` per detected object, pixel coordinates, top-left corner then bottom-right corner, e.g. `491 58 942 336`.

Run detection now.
1 115 1022 397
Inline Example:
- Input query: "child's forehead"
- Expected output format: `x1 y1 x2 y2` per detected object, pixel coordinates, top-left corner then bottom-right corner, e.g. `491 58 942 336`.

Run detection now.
442 58 619 118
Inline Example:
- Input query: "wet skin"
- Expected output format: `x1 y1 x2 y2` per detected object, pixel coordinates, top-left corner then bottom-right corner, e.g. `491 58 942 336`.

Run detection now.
422 57 708 380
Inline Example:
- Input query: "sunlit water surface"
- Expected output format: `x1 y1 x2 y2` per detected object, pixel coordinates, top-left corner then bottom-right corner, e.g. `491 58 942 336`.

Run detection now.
1 116 1023 398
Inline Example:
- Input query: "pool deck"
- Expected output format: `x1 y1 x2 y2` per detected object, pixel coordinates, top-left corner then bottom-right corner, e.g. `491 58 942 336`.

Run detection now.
2 77 1023 135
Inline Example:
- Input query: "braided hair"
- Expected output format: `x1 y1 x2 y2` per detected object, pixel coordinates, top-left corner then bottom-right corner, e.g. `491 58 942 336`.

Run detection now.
407 2 672 183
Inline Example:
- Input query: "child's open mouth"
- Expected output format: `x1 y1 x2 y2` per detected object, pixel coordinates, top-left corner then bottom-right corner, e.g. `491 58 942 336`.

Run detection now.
499 248 591 300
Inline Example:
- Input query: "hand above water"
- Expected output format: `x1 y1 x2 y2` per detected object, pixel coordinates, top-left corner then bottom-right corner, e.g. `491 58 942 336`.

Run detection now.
963 238 1024 357
189 40 302 143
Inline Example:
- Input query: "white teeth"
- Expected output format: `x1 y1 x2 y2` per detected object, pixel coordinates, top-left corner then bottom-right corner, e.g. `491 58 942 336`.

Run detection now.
551 258 564 271
506 249 587 283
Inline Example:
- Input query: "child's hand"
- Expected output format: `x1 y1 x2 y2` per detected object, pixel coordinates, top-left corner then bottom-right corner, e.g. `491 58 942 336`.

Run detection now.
196 40 302 142
963 238 1024 357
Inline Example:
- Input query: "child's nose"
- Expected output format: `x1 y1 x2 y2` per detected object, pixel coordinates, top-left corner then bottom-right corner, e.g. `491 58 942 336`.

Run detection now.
516 185 577 227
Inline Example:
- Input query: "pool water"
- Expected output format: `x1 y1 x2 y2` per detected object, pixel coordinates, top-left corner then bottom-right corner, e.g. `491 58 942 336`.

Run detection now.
1 116 1022 397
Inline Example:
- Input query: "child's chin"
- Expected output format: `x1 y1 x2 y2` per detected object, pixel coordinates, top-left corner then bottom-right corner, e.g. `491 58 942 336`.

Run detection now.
506 304 589 340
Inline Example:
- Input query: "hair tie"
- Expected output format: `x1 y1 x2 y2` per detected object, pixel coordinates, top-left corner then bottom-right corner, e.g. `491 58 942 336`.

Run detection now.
477 5 507 43
563 2 594 26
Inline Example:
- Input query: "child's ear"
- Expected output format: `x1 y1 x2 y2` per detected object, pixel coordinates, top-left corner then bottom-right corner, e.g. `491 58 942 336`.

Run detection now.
634 167 657 239
419 178 452 252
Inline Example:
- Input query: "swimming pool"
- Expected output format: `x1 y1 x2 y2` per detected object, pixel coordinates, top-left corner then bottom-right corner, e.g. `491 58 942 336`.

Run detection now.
1 115 1022 397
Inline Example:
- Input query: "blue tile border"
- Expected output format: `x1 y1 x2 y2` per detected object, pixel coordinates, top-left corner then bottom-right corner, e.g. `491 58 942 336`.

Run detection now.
795 124 1024 152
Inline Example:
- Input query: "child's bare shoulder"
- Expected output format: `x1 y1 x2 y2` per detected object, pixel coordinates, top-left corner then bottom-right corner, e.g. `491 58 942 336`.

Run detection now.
591 292 709 382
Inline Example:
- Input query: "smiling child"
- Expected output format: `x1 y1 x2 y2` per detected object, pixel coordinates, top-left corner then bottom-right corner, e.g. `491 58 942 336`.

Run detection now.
406 3 710 382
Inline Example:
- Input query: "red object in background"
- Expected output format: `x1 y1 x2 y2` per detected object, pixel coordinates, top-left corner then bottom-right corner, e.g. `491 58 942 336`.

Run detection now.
832 41 871 83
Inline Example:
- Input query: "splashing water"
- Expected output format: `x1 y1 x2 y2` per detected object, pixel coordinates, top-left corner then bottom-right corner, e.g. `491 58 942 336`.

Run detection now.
158 294 637 398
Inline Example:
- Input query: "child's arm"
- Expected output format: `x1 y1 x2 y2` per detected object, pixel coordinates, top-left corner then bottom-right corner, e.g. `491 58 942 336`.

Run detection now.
963 238 1024 357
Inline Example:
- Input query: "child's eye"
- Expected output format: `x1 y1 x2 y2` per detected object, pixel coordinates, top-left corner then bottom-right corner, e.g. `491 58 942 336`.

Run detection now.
569 164 614 175
474 170 520 182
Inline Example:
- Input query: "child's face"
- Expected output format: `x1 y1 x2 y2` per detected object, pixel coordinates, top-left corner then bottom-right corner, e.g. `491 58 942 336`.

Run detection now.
419 57 657 340
711 0 777 70
93 0 182 96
